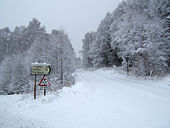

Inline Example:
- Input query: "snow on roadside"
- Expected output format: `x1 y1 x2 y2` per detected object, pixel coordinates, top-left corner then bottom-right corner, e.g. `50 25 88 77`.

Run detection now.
0 95 51 128
0 68 170 128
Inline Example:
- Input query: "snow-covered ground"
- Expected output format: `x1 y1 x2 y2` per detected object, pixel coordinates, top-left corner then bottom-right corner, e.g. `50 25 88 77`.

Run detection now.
0 69 170 128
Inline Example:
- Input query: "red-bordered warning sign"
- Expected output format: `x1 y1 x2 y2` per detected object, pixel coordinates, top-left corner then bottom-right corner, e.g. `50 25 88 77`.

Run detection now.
39 75 50 86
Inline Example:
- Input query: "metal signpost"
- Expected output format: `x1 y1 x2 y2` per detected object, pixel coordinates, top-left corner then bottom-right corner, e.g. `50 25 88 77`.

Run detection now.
30 63 51 99
38 75 50 96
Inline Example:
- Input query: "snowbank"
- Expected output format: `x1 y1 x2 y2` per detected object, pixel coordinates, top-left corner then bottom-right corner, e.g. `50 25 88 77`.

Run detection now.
0 69 170 128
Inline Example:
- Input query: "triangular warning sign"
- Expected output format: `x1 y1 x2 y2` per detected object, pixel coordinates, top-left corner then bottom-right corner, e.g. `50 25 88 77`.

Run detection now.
39 75 50 86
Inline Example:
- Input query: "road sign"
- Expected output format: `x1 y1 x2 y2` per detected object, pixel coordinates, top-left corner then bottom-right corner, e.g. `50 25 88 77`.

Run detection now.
40 86 48 90
30 63 51 75
31 63 51 99
39 75 50 86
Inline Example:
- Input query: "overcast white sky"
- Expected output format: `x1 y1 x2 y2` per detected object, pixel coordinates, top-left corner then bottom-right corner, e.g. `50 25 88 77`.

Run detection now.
0 0 123 57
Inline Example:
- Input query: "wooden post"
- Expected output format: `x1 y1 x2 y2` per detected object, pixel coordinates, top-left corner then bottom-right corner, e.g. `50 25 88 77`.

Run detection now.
125 56 129 76
34 75 36 99
44 89 46 96
60 49 63 84
127 60 129 76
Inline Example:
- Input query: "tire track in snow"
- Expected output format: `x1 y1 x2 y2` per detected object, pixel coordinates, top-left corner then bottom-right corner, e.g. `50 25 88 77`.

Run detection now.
92 70 170 105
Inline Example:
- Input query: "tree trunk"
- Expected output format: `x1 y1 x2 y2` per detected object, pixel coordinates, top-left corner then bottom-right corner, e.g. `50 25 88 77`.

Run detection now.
60 49 63 84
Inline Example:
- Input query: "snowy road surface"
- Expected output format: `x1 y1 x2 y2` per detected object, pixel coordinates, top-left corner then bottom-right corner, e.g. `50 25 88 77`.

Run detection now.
0 69 170 128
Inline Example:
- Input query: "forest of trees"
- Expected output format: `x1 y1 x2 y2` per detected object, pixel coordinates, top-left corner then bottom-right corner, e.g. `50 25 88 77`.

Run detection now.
82 0 170 77
0 0 169 95
0 18 78 95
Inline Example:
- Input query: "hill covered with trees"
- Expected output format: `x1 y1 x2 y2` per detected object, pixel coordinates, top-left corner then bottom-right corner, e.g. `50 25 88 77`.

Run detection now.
82 0 170 77
0 18 77 95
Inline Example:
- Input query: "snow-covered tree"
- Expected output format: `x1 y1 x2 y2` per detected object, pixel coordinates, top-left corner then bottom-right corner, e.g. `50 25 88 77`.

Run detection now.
82 0 169 76
89 13 116 68
82 32 96 68
0 27 11 62
49 30 76 86
0 19 77 94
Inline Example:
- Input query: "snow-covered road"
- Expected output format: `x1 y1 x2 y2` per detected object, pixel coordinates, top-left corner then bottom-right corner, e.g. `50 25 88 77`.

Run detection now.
0 69 170 128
